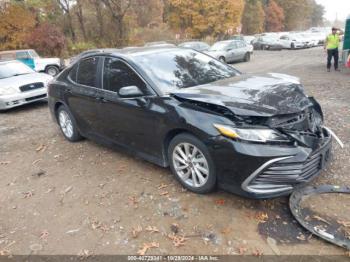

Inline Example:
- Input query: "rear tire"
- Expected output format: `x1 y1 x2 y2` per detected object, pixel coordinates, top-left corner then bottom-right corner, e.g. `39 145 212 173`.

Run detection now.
168 133 216 194
46 65 60 76
57 105 82 142
291 43 295 50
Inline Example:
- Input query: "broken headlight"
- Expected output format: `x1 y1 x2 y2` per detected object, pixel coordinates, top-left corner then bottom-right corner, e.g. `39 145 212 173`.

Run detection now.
214 124 290 143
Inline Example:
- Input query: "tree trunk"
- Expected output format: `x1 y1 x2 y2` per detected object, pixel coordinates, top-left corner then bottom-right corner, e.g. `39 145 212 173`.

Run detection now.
76 0 87 41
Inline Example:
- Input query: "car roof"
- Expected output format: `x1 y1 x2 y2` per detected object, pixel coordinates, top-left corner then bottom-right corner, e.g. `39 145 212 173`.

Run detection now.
81 46 179 58
179 41 207 45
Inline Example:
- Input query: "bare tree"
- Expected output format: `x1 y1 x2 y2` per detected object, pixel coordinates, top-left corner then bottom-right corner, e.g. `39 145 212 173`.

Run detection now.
101 0 132 46
56 0 76 42
89 0 105 41
75 0 87 41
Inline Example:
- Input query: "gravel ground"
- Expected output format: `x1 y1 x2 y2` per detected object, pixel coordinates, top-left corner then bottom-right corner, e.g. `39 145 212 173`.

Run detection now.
0 47 349 256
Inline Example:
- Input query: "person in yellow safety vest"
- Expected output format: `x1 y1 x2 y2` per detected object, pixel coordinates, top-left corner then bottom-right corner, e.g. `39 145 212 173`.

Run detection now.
324 27 344 72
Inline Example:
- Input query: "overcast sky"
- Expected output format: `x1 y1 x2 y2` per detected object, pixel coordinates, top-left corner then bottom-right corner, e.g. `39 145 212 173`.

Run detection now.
316 0 350 21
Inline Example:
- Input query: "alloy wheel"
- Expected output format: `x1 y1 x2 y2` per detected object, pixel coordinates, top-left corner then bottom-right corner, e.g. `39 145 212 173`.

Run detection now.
172 143 209 188
58 110 74 138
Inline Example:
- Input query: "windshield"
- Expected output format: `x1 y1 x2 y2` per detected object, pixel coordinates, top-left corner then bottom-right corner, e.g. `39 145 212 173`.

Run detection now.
209 42 229 51
29 50 40 58
0 62 34 79
132 49 239 93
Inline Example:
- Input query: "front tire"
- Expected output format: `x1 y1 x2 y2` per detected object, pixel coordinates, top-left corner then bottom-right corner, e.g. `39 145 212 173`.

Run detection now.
46 65 60 76
57 105 82 142
168 133 216 194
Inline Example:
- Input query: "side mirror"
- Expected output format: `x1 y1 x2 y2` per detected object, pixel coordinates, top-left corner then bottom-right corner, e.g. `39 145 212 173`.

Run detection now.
227 48 233 51
119 85 143 98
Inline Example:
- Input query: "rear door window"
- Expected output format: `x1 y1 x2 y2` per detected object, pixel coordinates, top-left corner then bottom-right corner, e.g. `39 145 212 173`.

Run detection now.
76 57 99 87
16 51 30 59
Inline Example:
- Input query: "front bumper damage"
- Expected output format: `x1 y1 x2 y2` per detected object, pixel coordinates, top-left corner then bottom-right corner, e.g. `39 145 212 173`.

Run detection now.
209 127 333 199
242 128 332 196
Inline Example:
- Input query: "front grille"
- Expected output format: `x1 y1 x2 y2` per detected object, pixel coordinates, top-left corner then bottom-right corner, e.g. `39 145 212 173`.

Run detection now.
19 82 44 92
25 94 47 102
252 153 322 186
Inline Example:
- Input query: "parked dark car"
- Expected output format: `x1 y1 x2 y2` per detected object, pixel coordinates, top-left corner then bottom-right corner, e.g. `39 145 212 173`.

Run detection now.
48 47 332 199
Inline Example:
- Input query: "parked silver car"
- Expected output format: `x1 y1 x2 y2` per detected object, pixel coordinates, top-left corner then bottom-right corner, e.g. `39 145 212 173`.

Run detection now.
0 60 52 110
206 40 251 63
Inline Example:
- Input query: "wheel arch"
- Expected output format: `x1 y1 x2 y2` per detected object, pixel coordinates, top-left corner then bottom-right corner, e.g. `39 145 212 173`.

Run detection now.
162 128 199 166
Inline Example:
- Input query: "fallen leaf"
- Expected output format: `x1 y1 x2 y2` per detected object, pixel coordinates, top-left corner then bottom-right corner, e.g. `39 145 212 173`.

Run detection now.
221 227 232 235
78 249 93 259
312 215 330 225
91 220 102 230
132 225 143 238
32 159 42 166
145 226 159 233
215 199 225 205
159 191 169 196
167 233 188 247
252 249 263 256
36 144 47 153
64 186 73 194
137 242 159 255
237 246 247 255
39 230 49 240
255 212 268 223
23 191 34 198
337 220 350 228
157 183 168 190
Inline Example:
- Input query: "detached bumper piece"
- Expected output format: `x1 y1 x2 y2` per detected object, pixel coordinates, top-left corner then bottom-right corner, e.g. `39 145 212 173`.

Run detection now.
242 131 332 195
290 185 350 250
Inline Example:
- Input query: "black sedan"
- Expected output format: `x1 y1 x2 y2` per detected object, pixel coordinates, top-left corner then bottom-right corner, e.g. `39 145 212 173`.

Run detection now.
48 47 332 199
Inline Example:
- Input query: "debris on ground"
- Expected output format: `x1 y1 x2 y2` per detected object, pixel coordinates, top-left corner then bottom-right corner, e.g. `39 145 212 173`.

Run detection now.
137 242 159 255
32 170 46 177
170 223 179 234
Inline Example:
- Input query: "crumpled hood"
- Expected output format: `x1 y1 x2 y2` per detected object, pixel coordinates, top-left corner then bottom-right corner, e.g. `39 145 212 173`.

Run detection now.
171 73 313 117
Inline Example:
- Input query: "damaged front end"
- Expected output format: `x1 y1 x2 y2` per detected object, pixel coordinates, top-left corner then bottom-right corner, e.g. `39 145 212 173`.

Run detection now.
173 93 334 197
237 98 333 195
